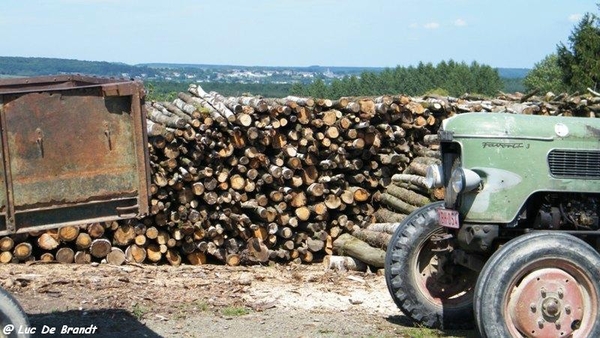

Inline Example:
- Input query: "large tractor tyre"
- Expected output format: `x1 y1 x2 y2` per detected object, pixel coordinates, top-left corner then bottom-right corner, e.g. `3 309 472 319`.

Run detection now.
474 231 600 338
0 287 29 338
385 202 478 329
472 231 551 333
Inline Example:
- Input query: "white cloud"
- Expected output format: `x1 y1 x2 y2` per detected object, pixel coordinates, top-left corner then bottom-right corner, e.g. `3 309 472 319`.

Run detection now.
424 22 440 30
454 18 467 27
568 14 583 22
409 23 419 29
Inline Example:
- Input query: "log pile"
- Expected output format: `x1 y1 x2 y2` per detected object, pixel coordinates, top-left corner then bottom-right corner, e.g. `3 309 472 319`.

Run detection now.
139 85 444 266
3 87 600 267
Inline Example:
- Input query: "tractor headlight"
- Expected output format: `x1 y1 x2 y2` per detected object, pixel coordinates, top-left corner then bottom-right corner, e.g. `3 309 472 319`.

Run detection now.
450 167 481 193
425 164 444 188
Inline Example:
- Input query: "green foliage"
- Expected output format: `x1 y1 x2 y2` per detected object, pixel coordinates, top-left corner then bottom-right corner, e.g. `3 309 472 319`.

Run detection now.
523 54 566 93
502 78 526 93
424 88 450 97
221 306 250 317
131 303 147 320
557 11 600 91
145 80 292 102
0 56 156 78
145 81 188 102
290 60 504 98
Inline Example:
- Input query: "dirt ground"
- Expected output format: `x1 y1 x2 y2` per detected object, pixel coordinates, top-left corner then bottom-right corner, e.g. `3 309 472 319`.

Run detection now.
1 262 477 338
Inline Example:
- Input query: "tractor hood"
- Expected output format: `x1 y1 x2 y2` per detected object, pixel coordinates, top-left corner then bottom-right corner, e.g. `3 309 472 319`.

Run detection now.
441 112 600 141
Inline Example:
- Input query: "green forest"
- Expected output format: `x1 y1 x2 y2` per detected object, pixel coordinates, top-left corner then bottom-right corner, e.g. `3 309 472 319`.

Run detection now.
0 56 157 78
288 61 503 99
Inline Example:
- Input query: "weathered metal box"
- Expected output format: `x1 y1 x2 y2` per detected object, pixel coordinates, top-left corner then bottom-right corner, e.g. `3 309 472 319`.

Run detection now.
0 75 150 236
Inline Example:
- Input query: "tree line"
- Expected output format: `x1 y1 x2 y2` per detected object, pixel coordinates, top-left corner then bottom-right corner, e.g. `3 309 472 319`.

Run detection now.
289 61 504 99
524 5 600 94
0 56 157 78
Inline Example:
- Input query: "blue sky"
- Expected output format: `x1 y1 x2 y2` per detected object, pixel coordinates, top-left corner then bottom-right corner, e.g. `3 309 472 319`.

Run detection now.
1 0 597 68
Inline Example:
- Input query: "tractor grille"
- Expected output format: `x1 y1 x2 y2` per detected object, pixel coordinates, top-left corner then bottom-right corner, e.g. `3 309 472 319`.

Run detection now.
548 149 600 179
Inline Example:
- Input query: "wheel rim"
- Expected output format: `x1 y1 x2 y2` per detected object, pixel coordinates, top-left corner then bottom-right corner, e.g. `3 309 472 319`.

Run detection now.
506 260 598 338
412 228 477 306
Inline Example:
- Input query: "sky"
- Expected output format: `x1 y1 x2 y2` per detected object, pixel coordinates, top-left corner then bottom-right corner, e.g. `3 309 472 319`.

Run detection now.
1 0 598 69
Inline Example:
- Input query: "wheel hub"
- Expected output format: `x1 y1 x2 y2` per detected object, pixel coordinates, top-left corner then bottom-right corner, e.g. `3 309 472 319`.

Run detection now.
542 297 561 318
508 268 585 337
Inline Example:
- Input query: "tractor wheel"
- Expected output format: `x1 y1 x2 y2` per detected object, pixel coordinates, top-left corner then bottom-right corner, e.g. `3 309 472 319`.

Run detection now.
0 287 29 338
385 202 477 329
474 231 600 338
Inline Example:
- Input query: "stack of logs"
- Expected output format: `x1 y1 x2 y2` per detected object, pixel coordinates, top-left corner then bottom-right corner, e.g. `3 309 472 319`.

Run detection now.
140 85 444 266
3 86 599 268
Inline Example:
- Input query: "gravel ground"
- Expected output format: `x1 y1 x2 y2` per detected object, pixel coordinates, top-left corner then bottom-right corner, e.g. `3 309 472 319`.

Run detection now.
0 262 477 337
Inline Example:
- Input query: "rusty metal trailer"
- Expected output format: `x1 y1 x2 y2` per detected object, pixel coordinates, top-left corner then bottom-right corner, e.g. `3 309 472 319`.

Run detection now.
0 75 151 236
0 75 152 337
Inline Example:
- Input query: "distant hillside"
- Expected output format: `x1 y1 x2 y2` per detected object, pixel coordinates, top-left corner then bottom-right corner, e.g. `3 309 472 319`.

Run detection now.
0 56 158 78
1 56 529 94
497 68 530 79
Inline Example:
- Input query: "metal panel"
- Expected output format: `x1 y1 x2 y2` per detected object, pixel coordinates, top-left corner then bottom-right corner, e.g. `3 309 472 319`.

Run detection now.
0 75 150 235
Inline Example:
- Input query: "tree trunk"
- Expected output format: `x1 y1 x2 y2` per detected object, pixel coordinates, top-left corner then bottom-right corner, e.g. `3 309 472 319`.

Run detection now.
333 233 385 268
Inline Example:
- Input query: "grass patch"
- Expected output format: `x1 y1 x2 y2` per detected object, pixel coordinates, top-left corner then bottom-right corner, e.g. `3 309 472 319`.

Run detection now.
221 306 250 317
400 326 444 338
131 303 147 320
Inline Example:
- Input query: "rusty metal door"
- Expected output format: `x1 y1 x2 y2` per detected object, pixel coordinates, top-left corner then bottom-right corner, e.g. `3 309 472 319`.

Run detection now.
0 75 150 235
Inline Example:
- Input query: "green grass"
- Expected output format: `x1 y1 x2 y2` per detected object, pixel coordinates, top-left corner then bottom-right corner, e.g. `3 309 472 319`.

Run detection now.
131 303 148 320
220 306 250 317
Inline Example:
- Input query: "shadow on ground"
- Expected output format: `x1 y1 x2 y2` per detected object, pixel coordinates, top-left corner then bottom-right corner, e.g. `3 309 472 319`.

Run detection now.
386 315 480 337
28 309 161 338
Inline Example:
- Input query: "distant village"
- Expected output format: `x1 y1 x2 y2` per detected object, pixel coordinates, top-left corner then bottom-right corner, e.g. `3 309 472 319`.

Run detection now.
137 65 364 85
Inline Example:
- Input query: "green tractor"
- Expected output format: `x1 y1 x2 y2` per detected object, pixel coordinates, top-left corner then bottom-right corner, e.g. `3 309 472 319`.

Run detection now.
385 112 600 337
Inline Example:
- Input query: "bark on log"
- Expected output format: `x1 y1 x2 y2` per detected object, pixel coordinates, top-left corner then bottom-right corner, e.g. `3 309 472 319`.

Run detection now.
323 255 367 272
385 185 430 207
352 228 392 249
333 234 385 268
379 193 418 214
365 222 400 234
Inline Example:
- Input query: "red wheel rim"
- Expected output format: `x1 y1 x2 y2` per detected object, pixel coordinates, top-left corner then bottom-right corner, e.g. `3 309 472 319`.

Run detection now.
505 261 598 337
412 228 477 306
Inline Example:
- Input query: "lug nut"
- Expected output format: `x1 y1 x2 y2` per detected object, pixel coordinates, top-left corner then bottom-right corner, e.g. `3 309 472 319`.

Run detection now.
558 288 564 298
565 305 571 314
541 287 547 298
538 319 545 328
530 303 537 312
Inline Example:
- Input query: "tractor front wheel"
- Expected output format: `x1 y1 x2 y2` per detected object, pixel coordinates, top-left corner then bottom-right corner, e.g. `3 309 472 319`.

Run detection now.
385 202 477 329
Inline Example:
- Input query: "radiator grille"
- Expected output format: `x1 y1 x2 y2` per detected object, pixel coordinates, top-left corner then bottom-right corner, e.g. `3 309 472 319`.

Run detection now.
548 149 600 179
